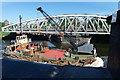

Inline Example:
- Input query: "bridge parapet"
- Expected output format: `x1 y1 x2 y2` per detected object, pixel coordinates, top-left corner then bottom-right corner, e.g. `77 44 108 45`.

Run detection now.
2 14 110 35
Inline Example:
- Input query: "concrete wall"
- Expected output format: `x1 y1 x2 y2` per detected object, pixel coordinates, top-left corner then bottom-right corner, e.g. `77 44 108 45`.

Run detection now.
107 10 120 78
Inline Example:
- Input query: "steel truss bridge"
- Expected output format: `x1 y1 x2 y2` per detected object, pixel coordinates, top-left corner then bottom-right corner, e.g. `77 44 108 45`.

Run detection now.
2 14 111 35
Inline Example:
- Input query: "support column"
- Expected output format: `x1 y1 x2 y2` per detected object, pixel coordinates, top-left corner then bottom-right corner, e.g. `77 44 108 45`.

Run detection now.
107 10 120 78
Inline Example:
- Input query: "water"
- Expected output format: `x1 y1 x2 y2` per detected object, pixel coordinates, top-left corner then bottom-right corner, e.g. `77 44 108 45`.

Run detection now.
53 42 109 56
94 43 109 56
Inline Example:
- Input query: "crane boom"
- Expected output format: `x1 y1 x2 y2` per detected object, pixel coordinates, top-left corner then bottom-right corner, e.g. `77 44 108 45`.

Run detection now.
37 7 64 35
37 7 86 49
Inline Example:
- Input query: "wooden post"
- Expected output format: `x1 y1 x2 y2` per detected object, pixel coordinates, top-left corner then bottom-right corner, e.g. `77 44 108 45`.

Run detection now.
107 10 120 78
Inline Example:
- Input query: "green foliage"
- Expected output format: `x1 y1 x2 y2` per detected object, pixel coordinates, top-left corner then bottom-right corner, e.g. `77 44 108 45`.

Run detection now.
2 32 10 37
0 22 5 31
0 22 10 38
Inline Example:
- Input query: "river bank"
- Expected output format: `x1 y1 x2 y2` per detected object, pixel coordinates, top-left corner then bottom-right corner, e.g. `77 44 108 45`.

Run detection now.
2 32 10 37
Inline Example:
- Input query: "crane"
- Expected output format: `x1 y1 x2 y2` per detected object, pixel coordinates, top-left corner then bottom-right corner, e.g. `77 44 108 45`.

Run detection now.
37 7 86 50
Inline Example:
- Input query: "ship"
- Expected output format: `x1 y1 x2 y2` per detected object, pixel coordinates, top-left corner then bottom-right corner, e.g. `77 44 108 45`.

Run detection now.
3 34 104 67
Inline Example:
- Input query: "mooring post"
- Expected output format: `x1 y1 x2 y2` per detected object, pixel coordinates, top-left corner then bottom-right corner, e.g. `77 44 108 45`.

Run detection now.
107 10 120 78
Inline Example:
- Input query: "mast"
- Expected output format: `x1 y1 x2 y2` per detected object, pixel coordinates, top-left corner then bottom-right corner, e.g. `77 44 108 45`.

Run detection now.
19 15 22 34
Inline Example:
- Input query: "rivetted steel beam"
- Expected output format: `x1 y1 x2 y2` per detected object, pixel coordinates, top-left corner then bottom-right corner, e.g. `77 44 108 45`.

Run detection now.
2 14 110 35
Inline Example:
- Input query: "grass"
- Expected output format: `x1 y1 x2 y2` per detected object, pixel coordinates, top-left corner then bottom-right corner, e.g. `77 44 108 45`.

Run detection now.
0 31 2 38
0 31 10 38
0 31 10 44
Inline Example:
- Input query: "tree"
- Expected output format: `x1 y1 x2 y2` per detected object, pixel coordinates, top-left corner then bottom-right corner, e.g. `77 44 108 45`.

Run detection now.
0 22 5 31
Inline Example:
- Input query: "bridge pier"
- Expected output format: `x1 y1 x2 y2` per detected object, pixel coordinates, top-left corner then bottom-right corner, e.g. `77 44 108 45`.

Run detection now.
107 10 120 78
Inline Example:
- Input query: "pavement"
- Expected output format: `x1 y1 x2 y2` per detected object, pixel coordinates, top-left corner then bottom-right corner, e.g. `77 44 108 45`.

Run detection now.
1 58 112 79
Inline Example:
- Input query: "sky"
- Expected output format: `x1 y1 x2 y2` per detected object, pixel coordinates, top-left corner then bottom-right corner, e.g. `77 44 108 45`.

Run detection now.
1 0 120 2
1 2 119 23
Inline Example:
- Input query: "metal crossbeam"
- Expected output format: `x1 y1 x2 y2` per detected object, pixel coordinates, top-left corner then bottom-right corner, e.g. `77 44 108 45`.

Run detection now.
2 14 110 35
